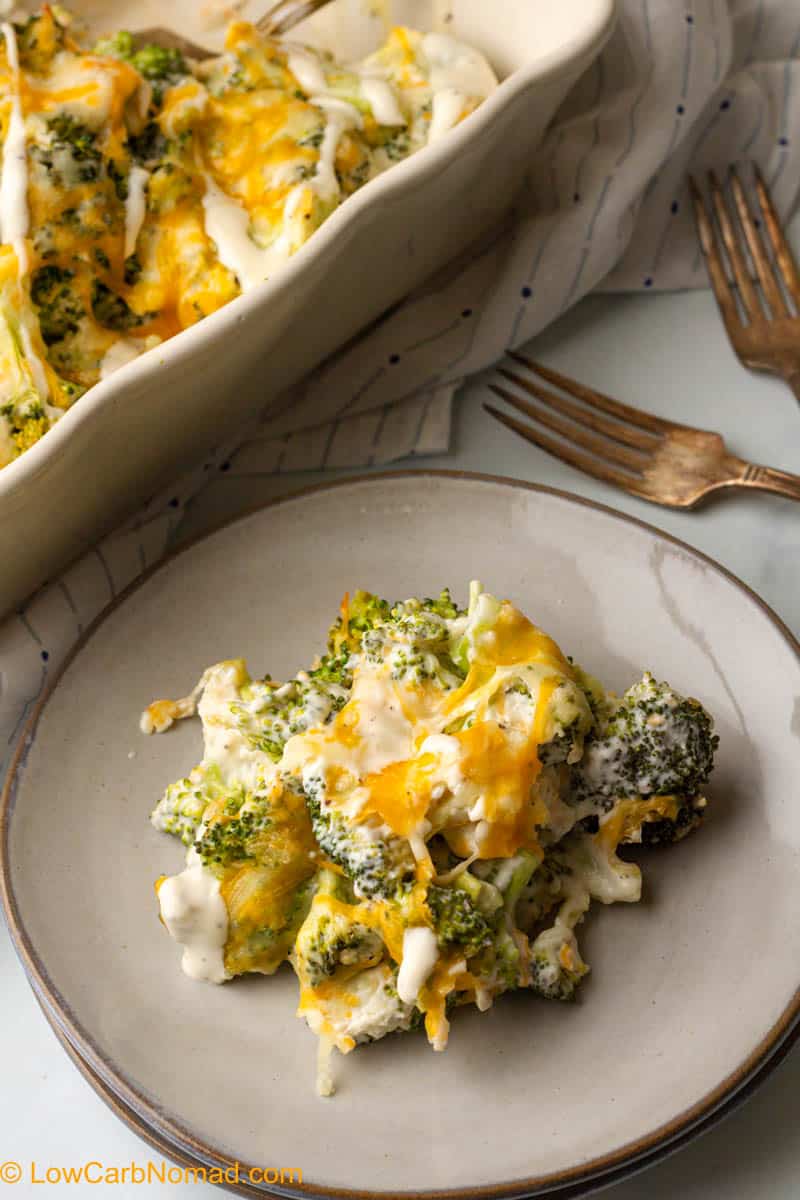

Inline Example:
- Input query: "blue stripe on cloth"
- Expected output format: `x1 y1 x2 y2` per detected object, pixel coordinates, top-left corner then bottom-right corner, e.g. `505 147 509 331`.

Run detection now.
57 580 83 636
16 611 42 645
746 0 766 66
615 0 654 171
93 546 116 599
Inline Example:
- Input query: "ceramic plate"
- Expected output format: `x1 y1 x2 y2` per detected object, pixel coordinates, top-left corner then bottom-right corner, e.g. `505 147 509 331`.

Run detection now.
4 473 800 1198
32 981 800 1200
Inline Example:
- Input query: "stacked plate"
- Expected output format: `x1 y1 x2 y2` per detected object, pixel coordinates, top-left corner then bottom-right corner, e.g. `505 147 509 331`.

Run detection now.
3 474 800 1199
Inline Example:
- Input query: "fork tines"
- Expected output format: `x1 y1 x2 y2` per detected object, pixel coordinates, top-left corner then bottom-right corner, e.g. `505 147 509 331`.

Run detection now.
485 354 666 493
257 0 327 35
690 165 800 327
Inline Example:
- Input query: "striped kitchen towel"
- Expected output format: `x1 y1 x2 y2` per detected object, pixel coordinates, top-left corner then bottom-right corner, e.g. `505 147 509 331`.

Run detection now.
1 0 799 777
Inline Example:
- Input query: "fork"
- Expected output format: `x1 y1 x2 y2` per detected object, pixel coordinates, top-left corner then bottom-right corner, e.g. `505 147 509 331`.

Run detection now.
133 0 333 61
484 353 800 509
690 166 800 404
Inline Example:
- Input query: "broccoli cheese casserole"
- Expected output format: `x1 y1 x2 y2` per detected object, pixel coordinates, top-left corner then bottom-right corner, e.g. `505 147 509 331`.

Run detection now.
0 7 497 466
143 582 719 1095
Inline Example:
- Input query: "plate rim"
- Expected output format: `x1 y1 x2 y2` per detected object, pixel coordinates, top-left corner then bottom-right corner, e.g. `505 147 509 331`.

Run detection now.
3 469 800 1199
33 977 800 1200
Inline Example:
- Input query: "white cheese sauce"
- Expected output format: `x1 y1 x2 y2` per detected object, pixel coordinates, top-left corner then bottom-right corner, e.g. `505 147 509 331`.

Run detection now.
157 858 231 984
287 43 404 129
124 165 149 259
0 22 28 273
160 78 208 138
359 75 405 126
421 33 497 145
428 87 466 143
572 834 642 904
282 665 417 787
286 47 327 95
196 661 278 791
396 926 439 1003
308 97 363 201
418 732 463 793
305 962 414 1048
17 316 49 397
202 174 292 290
99 337 144 380
422 32 497 98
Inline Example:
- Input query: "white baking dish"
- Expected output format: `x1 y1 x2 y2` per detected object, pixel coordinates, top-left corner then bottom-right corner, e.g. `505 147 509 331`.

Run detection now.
1 0 615 615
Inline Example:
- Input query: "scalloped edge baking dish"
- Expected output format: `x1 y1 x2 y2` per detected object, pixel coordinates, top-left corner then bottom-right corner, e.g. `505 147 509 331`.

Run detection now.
0 0 616 615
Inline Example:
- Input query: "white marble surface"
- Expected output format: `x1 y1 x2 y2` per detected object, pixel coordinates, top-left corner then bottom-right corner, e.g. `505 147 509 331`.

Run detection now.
2 284 799 1198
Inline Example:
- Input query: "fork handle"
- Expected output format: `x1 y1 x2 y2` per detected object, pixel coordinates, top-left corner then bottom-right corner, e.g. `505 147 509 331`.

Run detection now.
737 462 800 502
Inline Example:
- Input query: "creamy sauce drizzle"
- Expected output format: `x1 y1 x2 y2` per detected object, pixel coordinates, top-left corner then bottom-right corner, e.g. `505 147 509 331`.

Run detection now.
286 47 327 95
18 316 49 397
396 926 439 1003
428 87 466 143
306 97 362 201
359 75 404 126
288 42 404 130
202 174 292 290
0 23 28 273
157 856 230 984
124 165 149 259
421 33 497 145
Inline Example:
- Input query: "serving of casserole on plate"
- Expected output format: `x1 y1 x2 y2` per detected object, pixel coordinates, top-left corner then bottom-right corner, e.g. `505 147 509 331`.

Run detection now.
4 473 800 1198
0 0 616 615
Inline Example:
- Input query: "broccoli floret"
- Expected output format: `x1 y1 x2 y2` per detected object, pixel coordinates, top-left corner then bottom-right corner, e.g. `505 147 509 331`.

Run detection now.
106 158 128 201
427 883 493 957
469 852 541 991
186 777 318 976
39 114 102 184
529 942 586 1000
535 681 594 767
193 803 271 868
93 30 136 59
305 791 416 899
30 266 84 345
624 797 708 846
128 121 168 168
231 672 349 762
150 769 218 844
528 885 591 1001
91 280 147 332
537 729 572 767
326 588 465 686
378 128 411 161
308 651 353 689
1 398 49 454
124 254 142 285
572 673 718 804
420 588 462 620
95 31 187 90
514 853 571 933
329 590 391 655
293 870 384 987
15 10 68 72
475 852 541 910
132 43 187 81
